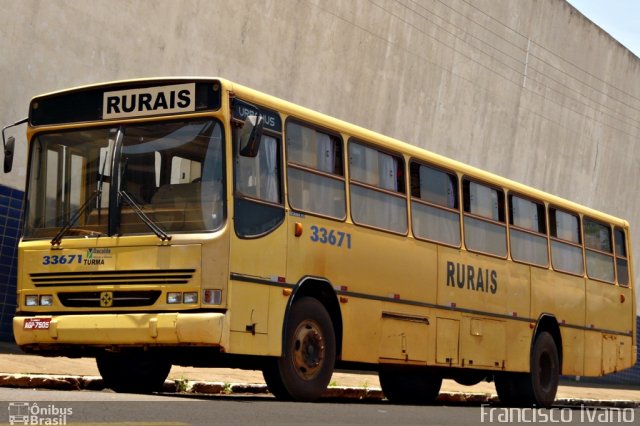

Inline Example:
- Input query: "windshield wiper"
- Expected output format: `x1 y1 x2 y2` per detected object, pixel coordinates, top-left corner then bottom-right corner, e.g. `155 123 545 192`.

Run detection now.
96 147 109 225
50 190 101 246
119 190 171 241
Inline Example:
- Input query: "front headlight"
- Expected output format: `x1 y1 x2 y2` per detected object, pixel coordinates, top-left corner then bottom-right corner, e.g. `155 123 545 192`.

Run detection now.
25 295 54 306
183 292 198 304
39 295 54 306
167 292 182 304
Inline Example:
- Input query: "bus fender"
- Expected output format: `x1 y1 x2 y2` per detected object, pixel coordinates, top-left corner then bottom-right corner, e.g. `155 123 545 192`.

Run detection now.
281 276 343 358
530 313 563 371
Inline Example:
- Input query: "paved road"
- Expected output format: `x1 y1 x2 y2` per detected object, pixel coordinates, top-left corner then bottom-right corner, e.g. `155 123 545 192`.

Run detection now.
0 388 638 425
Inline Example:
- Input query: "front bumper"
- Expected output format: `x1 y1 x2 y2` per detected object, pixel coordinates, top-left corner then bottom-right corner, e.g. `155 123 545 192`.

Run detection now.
13 312 226 347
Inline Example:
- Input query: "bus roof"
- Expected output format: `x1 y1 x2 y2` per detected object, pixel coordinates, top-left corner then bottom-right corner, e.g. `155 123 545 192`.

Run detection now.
29 77 630 228
226 79 628 228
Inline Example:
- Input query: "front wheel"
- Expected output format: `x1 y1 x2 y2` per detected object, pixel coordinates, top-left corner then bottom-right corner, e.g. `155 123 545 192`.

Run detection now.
262 297 336 402
97 351 171 394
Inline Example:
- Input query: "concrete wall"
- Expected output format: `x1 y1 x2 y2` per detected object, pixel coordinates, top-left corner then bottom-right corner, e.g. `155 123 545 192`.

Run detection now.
3 0 640 208
3 0 640 225
0 0 639 372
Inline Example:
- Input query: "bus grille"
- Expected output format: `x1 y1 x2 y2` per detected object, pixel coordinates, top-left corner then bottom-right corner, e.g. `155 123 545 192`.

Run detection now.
30 269 196 287
58 291 162 307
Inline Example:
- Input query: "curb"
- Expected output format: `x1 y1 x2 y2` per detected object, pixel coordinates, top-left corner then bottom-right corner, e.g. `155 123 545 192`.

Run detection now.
0 373 638 408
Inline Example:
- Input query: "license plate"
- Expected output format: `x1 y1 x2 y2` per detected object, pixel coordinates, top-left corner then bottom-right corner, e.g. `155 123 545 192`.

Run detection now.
23 318 52 330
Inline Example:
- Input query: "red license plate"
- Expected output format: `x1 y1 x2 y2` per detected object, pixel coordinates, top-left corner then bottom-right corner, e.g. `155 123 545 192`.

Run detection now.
23 318 52 330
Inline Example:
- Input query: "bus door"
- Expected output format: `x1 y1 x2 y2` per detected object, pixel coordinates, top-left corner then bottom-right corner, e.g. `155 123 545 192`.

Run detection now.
228 101 287 343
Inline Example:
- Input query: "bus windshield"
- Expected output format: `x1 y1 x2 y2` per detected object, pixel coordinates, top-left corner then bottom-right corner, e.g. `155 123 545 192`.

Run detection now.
24 118 224 240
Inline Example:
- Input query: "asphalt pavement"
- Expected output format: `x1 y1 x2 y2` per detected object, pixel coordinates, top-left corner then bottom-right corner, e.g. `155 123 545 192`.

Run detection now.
0 341 638 407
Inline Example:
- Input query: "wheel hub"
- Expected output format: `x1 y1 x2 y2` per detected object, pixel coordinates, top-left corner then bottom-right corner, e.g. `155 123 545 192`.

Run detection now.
292 320 325 380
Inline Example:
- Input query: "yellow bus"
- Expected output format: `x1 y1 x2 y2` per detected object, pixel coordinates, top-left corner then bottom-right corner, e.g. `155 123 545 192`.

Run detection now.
3 78 636 407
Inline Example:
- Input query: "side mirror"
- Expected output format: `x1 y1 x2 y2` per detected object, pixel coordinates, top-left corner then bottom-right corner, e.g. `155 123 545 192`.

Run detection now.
238 114 264 157
4 136 14 173
2 117 28 173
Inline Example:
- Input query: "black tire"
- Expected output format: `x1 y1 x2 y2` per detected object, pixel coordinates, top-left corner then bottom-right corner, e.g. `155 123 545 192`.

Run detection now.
379 369 442 405
495 331 559 408
263 297 336 402
494 372 529 406
97 351 171 394
262 362 292 400
528 331 560 408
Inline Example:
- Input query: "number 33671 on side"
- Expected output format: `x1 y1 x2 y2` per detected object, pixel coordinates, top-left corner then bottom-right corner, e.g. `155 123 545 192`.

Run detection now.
309 225 352 249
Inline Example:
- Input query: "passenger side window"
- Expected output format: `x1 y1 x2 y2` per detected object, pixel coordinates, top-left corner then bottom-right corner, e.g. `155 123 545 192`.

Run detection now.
549 208 583 275
286 121 345 219
233 102 284 238
236 135 281 204
584 218 614 283
349 141 407 234
615 228 629 286
463 179 506 257
508 195 548 267
410 162 460 246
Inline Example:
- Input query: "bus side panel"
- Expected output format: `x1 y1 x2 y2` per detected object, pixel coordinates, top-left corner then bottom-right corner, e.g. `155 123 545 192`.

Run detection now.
459 316 505 368
226 284 287 357
287 216 438 364
615 335 634 373
599 334 633 375
531 267 586 375
584 330 602 376
435 316 460 365
341 298 383 363
227 209 287 356
504 320 533 372
437 247 529 322
531 268 585 327
378 303 433 363
229 281 269 334
585 279 635 374
559 328 585 376
585 280 633 335
286 216 358 290
437 246 530 371
582 332 633 376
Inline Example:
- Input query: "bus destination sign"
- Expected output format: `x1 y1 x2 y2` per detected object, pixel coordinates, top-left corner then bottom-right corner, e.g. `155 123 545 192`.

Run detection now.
103 83 196 119
30 80 221 126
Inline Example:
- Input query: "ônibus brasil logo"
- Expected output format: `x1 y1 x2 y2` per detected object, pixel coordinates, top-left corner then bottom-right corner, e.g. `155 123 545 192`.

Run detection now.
8 402 72 425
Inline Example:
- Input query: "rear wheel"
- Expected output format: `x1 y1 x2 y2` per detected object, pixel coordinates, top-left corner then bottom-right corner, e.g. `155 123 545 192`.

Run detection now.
262 297 336 402
97 351 171 394
495 331 559 408
529 331 560 407
379 369 442 404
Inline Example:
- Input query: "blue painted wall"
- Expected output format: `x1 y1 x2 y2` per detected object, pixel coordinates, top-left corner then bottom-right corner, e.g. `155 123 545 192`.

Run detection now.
0 183 22 342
